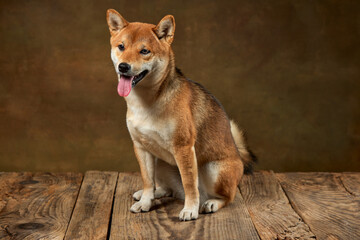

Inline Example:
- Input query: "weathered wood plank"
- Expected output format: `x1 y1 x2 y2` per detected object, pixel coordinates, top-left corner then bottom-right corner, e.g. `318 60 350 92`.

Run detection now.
0 172 82 240
239 171 316 240
110 172 260 240
64 171 118 240
340 172 360 196
277 172 360 240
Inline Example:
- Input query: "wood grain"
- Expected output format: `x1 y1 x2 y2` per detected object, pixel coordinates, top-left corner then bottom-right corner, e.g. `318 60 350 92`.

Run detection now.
239 171 316 240
110 172 260 240
0 172 82 240
64 171 118 240
339 172 360 196
277 172 360 240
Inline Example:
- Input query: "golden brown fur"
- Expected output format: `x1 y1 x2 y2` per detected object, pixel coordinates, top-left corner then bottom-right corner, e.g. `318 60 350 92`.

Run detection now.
106 9 256 221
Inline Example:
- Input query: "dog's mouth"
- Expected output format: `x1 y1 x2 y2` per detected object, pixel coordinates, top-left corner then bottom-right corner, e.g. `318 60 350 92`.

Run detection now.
117 70 149 97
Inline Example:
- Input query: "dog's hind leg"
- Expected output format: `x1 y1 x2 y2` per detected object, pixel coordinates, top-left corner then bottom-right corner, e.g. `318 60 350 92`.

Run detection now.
199 158 243 213
133 159 183 201
155 159 185 199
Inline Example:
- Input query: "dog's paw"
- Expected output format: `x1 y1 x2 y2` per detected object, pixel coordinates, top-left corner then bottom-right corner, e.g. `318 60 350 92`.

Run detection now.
130 200 152 213
133 188 171 201
133 189 143 201
179 207 199 221
200 199 222 213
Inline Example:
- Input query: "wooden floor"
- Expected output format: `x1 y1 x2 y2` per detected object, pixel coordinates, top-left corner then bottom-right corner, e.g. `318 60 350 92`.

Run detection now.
0 171 359 240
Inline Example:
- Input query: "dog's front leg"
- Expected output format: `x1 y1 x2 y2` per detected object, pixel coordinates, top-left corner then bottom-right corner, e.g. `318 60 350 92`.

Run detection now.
174 145 200 221
130 143 155 213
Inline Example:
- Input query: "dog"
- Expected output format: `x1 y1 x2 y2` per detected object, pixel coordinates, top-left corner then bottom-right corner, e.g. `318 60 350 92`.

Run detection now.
106 9 256 221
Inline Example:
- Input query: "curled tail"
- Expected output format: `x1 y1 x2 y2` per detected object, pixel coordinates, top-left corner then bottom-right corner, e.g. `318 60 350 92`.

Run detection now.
230 120 257 174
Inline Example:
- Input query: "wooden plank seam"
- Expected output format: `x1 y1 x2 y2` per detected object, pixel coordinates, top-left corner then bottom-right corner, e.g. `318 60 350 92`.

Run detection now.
276 175 317 239
63 174 85 239
106 173 119 240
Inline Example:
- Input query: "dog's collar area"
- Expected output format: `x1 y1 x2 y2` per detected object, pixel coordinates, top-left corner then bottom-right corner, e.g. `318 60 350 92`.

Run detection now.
131 70 149 88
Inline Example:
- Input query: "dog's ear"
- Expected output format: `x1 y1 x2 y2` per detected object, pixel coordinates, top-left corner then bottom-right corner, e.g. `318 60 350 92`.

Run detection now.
107 9 128 35
153 15 175 44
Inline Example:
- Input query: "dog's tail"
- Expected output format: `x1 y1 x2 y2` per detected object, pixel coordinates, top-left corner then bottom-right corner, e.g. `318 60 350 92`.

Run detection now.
230 120 257 174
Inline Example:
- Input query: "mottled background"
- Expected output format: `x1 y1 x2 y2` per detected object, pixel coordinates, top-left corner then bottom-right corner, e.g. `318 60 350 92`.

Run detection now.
0 0 359 172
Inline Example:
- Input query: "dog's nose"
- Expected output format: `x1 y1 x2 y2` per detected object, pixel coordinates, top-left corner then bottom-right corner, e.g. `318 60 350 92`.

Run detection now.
118 62 131 73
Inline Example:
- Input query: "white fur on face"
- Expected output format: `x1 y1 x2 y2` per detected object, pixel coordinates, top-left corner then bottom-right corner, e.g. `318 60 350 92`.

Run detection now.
110 48 119 74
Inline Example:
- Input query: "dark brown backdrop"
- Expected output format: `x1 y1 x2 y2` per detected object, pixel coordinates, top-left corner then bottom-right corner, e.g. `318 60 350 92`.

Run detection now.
0 0 359 172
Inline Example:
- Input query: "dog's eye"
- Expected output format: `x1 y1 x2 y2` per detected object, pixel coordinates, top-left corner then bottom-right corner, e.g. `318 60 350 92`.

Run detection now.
118 44 125 51
140 49 150 55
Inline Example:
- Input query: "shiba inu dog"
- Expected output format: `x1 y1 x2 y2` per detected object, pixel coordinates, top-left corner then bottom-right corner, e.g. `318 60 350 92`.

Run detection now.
106 9 256 221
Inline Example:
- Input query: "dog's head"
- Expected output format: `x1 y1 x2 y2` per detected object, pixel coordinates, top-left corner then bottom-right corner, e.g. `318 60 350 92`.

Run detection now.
106 9 175 97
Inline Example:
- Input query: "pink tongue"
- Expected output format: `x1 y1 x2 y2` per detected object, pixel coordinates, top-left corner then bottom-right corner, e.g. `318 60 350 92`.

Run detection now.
117 75 134 97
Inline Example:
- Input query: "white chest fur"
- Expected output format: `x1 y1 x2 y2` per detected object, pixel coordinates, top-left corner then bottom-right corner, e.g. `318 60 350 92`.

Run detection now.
126 105 177 166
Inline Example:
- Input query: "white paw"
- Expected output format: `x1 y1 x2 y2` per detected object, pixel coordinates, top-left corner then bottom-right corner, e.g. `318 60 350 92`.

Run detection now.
133 189 143 201
130 200 152 213
200 199 220 213
179 207 199 221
